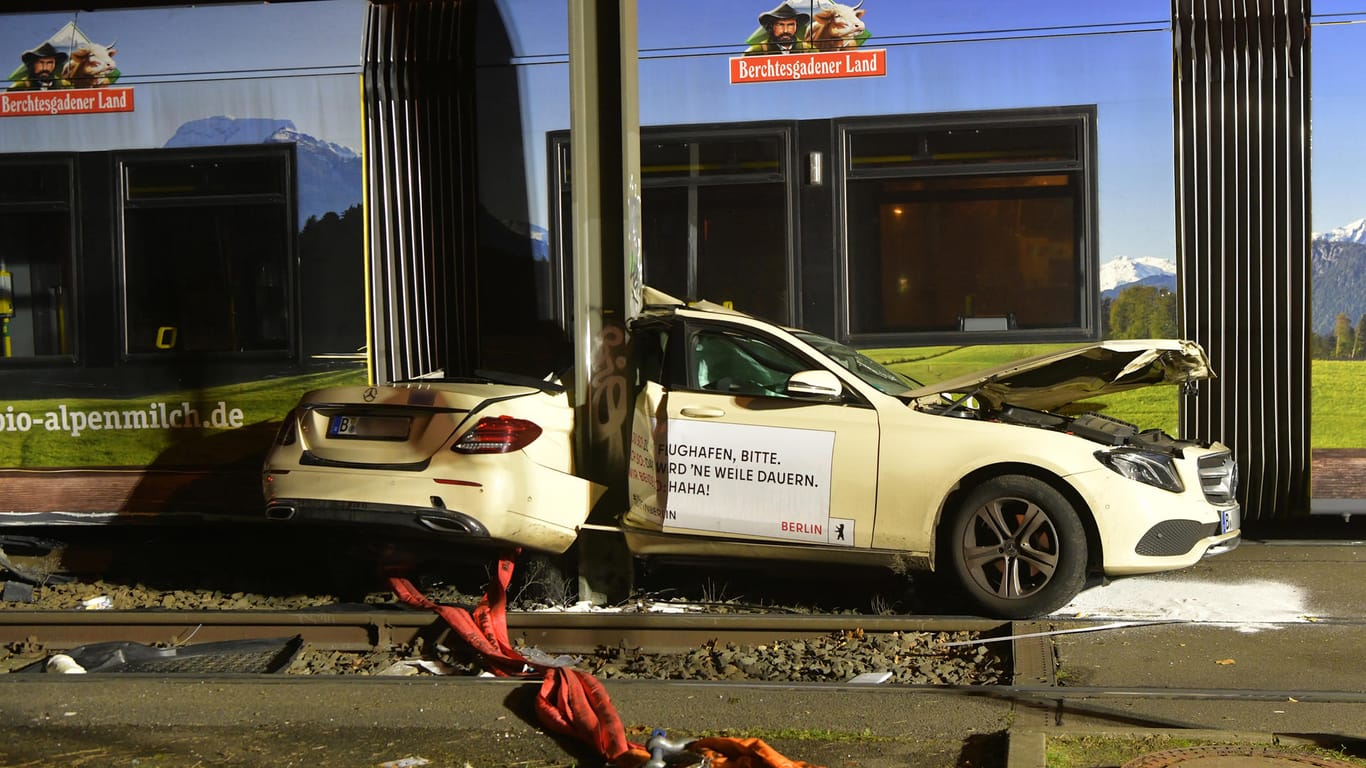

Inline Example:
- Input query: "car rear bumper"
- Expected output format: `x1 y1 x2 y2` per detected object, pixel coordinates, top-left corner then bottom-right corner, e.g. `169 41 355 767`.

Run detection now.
264 498 491 537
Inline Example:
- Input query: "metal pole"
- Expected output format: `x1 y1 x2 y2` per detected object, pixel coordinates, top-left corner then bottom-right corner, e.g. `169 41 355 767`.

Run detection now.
569 0 640 604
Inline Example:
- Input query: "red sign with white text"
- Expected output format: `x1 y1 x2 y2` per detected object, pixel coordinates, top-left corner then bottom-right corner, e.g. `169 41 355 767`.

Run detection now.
1 86 134 118
730 49 886 84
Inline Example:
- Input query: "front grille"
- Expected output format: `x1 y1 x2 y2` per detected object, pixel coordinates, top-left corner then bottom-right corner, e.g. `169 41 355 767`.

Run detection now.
1197 451 1238 504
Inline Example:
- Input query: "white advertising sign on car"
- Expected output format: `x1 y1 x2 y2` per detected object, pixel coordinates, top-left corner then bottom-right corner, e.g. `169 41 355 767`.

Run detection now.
661 419 847 544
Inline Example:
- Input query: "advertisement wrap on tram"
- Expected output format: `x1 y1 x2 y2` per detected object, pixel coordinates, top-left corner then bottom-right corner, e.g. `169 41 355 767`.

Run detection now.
1 0 1361 527
0 1 367 524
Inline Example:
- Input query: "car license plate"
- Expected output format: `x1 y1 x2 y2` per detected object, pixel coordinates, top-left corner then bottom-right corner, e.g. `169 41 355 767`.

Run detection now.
328 414 411 440
1220 506 1240 534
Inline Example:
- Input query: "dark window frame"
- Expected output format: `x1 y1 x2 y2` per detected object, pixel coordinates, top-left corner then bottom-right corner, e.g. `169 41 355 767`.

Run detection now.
0 153 80 366
836 106 1101 347
549 122 801 326
115 144 298 363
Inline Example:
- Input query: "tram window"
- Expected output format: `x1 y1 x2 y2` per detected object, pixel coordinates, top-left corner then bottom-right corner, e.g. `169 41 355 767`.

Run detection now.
642 184 792 312
639 129 792 323
846 173 1081 334
0 159 76 360
119 148 294 356
848 123 1078 171
842 111 1096 342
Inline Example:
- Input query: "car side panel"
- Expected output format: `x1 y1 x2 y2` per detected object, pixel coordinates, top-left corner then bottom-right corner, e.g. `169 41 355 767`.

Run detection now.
868 408 1105 559
626 384 879 548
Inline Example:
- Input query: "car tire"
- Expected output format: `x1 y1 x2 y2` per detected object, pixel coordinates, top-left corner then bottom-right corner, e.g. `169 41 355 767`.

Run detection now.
944 475 1086 619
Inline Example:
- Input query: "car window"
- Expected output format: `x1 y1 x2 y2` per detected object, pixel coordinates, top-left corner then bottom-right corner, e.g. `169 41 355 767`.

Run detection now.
792 330 920 395
633 326 668 387
690 328 810 398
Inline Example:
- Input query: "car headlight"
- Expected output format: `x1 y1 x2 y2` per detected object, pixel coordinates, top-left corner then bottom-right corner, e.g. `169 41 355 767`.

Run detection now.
1094 448 1185 493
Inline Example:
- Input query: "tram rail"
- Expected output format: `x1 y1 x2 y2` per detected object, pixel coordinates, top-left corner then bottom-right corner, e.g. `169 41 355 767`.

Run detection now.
0 608 1009 654
5 610 1366 715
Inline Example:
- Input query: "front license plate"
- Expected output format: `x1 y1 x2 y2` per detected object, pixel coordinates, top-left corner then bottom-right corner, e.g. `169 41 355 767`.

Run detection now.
328 414 411 440
1220 506 1240 534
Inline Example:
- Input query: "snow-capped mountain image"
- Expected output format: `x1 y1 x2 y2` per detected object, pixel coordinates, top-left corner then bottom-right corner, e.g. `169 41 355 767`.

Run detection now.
165 116 362 228
1313 217 1366 244
1100 255 1176 299
1312 222 1366 335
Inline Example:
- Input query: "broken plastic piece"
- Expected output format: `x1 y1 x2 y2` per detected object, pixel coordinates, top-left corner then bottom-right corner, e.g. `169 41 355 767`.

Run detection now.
45 654 86 674
378 758 430 768
22 637 302 674
2 581 35 603
376 659 460 677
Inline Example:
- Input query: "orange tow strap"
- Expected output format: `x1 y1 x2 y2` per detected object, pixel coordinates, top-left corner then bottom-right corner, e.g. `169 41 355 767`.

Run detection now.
390 556 820 768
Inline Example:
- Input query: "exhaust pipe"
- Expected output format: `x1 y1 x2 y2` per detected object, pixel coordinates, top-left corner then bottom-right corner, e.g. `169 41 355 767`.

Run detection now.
265 504 296 521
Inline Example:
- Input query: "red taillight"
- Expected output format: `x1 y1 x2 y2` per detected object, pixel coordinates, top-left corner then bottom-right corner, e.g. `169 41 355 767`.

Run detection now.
452 415 543 454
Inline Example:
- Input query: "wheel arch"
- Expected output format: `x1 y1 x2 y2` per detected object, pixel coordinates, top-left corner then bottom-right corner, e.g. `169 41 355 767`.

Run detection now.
931 462 1103 574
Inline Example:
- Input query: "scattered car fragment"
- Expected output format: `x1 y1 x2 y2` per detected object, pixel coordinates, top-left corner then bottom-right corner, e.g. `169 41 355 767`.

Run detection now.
25 637 302 674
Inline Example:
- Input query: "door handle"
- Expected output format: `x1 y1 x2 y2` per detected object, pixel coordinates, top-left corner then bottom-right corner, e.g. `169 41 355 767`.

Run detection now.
680 406 726 418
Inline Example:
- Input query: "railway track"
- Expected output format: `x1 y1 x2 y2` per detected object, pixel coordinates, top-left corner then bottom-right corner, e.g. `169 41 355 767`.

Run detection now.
0 608 1008 653
6 609 1366 709
0 608 1015 680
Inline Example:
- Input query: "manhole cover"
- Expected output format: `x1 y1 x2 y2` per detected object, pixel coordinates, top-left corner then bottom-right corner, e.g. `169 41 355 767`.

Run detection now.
1123 745 1358 767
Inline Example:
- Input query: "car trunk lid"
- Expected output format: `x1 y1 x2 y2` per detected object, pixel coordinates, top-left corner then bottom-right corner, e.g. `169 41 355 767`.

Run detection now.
294 381 548 467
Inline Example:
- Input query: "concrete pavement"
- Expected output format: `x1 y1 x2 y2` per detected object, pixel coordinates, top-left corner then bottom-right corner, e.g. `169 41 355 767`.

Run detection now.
1007 529 1366 767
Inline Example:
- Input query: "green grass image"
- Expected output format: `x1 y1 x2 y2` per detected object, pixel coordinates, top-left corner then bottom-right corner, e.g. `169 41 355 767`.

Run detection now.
0 368 366 468
1311 359 1366 448
5 346 1364 472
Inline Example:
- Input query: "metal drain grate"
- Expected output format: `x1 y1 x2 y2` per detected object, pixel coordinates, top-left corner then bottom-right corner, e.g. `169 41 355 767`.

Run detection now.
30 636 303 674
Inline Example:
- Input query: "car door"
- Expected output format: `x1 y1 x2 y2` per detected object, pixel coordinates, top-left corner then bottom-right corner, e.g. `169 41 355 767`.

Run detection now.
626 317 879 549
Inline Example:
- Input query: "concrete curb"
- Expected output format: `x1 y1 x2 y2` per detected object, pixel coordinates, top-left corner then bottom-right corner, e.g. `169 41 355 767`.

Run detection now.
1006 726 1343 768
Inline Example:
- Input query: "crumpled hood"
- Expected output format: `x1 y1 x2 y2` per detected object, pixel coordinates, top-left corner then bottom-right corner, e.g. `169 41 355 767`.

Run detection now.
904 339 1214 412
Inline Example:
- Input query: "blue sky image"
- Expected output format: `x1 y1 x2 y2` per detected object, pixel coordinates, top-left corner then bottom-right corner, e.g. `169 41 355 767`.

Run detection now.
487 0 1366 259
5 0 1365 255
1 0 366 152
490 0 1178 264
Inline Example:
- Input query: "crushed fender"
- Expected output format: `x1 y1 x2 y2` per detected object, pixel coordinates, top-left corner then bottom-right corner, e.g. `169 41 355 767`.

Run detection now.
390 555 822 768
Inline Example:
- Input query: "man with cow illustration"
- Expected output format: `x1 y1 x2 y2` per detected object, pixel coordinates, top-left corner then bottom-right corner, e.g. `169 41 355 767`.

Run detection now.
7 42 71 91
743 1 870 56
744 3 816 55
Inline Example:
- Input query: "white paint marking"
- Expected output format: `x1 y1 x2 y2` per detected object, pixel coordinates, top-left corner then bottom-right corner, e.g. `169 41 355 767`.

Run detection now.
1053 577 1315 632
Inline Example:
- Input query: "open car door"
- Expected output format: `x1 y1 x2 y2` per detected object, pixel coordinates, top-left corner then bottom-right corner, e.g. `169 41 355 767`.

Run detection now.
624 317 879 554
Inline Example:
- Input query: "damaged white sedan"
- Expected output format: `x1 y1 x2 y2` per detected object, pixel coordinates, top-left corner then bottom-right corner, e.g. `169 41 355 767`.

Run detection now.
620 291 1239 618
263 288 1240 618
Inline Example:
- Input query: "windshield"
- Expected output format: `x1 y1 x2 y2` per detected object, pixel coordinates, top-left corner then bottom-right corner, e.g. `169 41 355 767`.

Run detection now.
793 331 921 395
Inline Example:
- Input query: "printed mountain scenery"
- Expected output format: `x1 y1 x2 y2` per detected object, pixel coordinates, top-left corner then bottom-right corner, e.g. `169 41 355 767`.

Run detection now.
1099 255 1177 300
1098 255 1177 339
166 116 362 228
165 115 365 359
1312 218 1366 342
